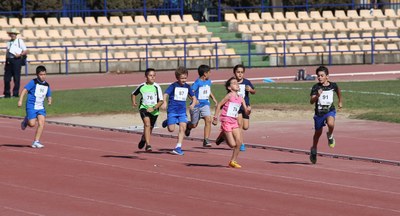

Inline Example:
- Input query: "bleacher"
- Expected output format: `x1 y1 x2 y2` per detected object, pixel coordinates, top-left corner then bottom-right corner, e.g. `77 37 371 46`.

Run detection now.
0 15 240 74
225 8 400 66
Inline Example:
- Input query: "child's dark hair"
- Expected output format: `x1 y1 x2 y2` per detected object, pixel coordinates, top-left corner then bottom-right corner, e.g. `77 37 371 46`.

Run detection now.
175 66 188 79
316 66 329 75
198 65 210 77
36 65 46 75
145 68 155 76
233 64 245 73
225 77 236 93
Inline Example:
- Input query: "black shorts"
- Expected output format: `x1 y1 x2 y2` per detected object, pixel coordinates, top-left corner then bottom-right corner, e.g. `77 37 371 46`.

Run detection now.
139 109 158 127
238 106 250 119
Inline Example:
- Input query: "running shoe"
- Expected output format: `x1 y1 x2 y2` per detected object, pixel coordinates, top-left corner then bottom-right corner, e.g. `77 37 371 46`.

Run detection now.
185 126 192 137
145 145 152 152
215 135 224 145
310 148 317 164
21 117 28 130
138 138 146 149
203 138 211 147
228 160 242 168
162 119 168 128
327 132 336 148
240 143 246 151
172 147 184 155
32 141 44 149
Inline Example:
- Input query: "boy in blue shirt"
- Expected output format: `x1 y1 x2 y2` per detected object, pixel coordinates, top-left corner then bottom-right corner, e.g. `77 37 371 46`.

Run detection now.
18 65 52 148
161 66 197 155
185 65 217 147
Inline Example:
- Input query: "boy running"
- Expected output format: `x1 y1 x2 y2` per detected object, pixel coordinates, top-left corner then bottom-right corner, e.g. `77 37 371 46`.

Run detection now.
185 65 217 147
161 66 197 155
18 65 52 148
309 66 343 164
131 68 164 152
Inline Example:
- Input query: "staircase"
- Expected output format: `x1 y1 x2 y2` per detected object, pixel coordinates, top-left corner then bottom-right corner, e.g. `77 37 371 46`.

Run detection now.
201 22 269 67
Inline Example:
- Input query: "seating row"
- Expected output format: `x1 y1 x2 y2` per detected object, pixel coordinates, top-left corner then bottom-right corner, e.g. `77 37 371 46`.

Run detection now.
0 14 198 30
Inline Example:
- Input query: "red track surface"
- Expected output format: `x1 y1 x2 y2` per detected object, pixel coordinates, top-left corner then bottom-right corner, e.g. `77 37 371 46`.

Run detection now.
1 64 400 215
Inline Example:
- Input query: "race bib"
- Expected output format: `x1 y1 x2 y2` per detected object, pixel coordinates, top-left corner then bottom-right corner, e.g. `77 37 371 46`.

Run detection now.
142 92 157 105
226 102 241 117
34 85 48 110
318 90 334 106
238 84 246 98
174 87 188 101
198 86 210 100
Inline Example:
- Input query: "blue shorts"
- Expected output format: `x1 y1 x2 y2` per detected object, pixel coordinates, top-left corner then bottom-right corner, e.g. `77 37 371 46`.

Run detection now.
313 110 336 130
167 113 188 126
26 108 46 120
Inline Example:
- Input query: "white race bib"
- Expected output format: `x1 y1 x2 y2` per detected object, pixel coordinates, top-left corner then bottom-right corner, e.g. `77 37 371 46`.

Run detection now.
318 90 334 106
142 92 157 105
226 102 241 117
34 85 48 110
238 84 246 98
174 87 188 101
198 86 210 100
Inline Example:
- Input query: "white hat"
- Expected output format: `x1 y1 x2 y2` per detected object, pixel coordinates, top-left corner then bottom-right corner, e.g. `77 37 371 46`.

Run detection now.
7 28 20 34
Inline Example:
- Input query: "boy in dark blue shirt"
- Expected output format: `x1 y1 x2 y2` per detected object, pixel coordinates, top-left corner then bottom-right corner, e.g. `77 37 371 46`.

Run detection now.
161 66 197 155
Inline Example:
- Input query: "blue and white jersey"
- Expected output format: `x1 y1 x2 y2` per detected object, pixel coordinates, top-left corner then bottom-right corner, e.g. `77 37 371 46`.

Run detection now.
191 78 212 108
24 78 51 110
164 82 194 115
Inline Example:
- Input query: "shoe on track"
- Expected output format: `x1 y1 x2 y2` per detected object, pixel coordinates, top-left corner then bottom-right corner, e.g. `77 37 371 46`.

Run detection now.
228 160 242 168
239 144 246 151
310 148 317 164
203 138 211 147
162 120 168 128
145 145 152 152
21 117 28 130
138 138 146 149
327 132 336 148
185 127 192 137
215 135 224 145
172 147 184 155
32 141 44 149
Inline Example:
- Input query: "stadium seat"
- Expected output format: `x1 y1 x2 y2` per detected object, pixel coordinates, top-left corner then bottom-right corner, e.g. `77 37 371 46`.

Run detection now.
297 11 312 22
121 16 135 26
72 17 88 27
285 12 297 22
322 11 337 21
347 10 362 21
334 10 348 21
97 16 111 27
34 17 47 28
249 12 261 22
159 15 173 25
8 18 22 28
84 17 100 27
59 17 74 28
109 16 124 26
310 11 324 22
261 12 273 22
21 17 35 28
183 15 197 25
273 11 286 22
47 17 62 28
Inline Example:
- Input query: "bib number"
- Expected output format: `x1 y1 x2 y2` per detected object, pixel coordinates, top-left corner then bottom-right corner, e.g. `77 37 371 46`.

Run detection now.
318 90 334 106
174 87 188 101
34 85 48 110
226 102 241 117
142 92 157 105
198 86 210 100
238 84 246 98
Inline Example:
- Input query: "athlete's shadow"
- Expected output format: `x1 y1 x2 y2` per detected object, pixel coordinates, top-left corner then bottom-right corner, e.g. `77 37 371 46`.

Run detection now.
267 161 311 165
0 144 31 148
102 155 145 160
185 163 226 168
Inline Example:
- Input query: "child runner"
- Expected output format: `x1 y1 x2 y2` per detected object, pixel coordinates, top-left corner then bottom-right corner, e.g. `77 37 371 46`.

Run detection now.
213 77 250 168
131 68 164 152
215 64 255 151
161 66 197 155
309 66 343 164
185 64 218 147
18 65 52 148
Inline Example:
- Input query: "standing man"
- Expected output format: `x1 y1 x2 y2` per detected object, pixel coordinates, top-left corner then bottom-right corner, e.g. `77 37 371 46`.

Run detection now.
3 28 28 98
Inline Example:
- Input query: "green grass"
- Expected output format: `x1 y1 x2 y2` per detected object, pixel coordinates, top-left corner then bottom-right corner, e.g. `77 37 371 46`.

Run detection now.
1 80 399 123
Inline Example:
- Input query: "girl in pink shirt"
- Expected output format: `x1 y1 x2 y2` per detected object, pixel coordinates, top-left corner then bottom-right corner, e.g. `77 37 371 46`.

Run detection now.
213 77 250 168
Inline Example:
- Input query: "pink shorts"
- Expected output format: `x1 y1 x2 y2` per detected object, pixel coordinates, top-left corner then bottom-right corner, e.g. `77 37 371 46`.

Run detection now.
220 120 239 132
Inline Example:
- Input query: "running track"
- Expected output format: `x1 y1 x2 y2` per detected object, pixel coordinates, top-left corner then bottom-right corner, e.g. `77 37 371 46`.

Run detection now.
1 64 400 215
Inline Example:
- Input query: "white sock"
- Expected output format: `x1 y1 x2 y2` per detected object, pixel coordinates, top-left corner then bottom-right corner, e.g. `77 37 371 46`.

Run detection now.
175 143 182 148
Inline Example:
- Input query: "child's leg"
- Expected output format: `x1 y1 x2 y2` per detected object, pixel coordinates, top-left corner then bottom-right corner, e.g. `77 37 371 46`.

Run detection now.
177 122 187 145
167 124 175 132
230 128 242 162
27 118 37 128
203 116 212 139
326 116 335 136
312 128 323 149
34 115 45 141
242 118 250 130
142 117 151 145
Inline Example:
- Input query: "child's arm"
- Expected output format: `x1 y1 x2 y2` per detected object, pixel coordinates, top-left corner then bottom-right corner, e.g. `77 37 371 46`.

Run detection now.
17 89 28 107
209 92 218 106
47 96 52 106
189 96 197 110
161 93 169 110
212 94 230 125
336 87 343 110
310 88 322 104
131 94 137 107
241 98 251 115
245 85 256 94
